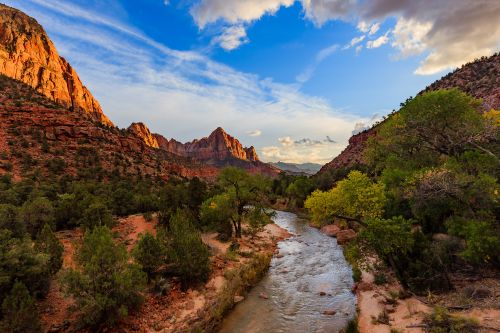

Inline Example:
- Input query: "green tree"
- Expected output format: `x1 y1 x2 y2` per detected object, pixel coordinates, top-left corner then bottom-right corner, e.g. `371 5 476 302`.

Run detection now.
61 226 146 328
19 197 55 237
285 176 314 208
305 171 386 226
79 200 114 230
132 232 165 279
0 281 41 333
0 230 51 303
0 204 25 238
200 193 237 240
215 167 271 238
168 210 210 287
35 224 64 274
158 182 188 226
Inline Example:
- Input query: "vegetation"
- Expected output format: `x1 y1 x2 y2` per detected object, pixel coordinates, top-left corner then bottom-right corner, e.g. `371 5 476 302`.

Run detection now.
61 226 147 328
0 281 41 333
132 232 165 279
168 210 211 288
201 167 272 238
424 306 479 333
304 89 499 293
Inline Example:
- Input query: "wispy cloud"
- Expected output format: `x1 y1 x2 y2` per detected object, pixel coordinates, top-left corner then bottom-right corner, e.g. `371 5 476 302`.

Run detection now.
247 130 262 137
4 0 363 164
296 44 339 83
366 31 390 49
189 0 500 74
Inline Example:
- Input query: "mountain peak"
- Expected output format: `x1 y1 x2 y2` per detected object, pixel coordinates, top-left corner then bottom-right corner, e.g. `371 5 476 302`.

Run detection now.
0 4 113 126
128 122 159 148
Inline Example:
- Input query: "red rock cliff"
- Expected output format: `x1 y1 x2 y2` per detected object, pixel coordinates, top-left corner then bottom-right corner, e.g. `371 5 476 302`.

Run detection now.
154 127 261 163
128 122 159 148
0 4 113 126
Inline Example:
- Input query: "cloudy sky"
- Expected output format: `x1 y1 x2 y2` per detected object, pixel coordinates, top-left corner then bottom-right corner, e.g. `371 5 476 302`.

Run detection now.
5 0 500 164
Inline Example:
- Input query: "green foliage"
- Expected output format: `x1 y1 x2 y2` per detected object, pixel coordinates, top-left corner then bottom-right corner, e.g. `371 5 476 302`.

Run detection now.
305 171 386 226
168 210 210 287
132 232 165 279
19 197 55 237
0 204 25 238
200 193 236 240
425 306 479 333
79 200 114 230
285 176 314 208
203 167 271 238
35 224 63 274
0 230 51 303
61 226 146 328
359 216 414 259
0 281 41 333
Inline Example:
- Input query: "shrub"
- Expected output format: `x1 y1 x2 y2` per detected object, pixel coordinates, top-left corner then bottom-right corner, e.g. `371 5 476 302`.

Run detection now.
168 210 210 288
35 224 64 274
0 281 41 333
0 230 51 303
424 306 479 333
79 200 114 230
61 226 146 328
132 232 165 279
19 197 55 237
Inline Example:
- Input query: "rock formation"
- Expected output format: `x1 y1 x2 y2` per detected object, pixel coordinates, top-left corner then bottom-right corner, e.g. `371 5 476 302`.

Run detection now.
128 123 159 149
318 53 500 174
0 4 113 126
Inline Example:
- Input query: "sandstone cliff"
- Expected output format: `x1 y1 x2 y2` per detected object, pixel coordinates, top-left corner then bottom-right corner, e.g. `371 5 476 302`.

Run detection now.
318 53 500 174
0 4 113 126
153 128 263 164
128 122 159 149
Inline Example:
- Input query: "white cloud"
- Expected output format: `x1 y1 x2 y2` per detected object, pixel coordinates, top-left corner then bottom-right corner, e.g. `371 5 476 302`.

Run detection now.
5 0 363 164
343 35 365 50
391 18 431 58
368 22 380 35
296 44 339 83
212 25 249 51
366 31 389 49
247 130 262 137
188 0 500 74
262 134 343 163
191 0 294 28
355 45 362 54
163 0 169 5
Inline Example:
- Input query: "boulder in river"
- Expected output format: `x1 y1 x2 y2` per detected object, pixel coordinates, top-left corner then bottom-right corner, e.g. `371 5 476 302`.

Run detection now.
234 295 244 303
323 310 336 315
259 292 269 299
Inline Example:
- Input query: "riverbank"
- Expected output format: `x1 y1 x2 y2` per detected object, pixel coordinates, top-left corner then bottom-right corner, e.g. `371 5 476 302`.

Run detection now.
317 223 500 332
39 213 290 333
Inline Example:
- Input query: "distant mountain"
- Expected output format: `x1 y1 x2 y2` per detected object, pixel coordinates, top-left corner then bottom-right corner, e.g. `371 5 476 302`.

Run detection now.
318 53 500 175
0 4 278 180
270 161 322 175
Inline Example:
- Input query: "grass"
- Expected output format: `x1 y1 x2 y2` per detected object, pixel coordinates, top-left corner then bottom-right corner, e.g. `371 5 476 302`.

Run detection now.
424 306 479 333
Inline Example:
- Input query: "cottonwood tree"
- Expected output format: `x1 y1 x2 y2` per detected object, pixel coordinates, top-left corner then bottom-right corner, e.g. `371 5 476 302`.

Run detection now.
201 167 272 238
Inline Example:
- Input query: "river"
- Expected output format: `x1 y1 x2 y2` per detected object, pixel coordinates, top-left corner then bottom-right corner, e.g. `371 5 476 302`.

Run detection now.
218 210 356 333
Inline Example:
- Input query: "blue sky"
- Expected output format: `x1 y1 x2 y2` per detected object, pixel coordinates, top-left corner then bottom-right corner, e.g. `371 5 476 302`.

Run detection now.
5 0 500 163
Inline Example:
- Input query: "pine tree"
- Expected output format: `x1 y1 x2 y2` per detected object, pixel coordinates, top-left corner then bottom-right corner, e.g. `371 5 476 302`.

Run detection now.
35 224 63 274
0 281 41 333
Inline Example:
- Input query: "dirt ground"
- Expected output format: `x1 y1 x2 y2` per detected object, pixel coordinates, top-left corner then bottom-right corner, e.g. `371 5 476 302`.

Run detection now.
355 266 500 333
39 214 290 333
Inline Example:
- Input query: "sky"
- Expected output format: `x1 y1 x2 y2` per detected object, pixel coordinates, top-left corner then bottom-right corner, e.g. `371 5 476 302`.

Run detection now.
4 0 500 164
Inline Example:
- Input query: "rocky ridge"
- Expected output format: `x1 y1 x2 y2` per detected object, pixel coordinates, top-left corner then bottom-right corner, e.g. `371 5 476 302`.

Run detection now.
0 4 278 179
318 53 500 174
0 3 113 126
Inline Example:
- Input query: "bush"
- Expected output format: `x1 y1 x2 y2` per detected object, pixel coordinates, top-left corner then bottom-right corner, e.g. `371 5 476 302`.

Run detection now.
168 210 210 288
132 232 165 279
19 197 55 237
424 306 479 333
0 281 41 333
35 224 64 274
61 226 146 328
0 230 51 303
79 200 114 230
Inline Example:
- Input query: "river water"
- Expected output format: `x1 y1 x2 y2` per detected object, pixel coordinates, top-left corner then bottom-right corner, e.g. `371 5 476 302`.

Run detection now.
219 210 356 333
